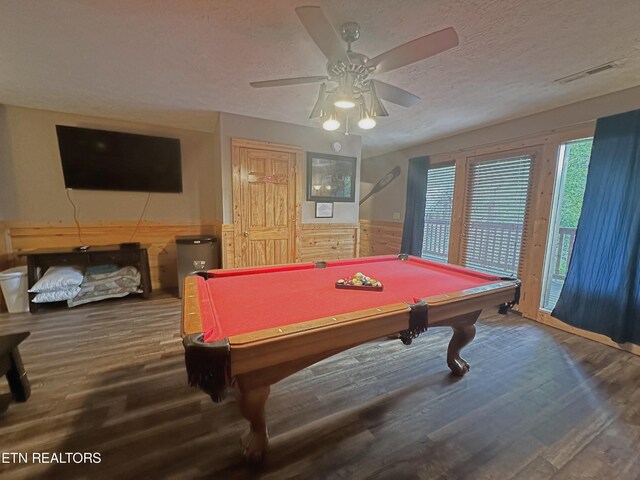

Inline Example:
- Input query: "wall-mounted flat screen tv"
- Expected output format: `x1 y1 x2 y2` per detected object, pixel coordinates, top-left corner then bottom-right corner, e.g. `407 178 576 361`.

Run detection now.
56 125 183 193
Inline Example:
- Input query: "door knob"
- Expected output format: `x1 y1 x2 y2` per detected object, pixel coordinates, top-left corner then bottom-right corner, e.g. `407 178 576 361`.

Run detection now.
243 231 249 237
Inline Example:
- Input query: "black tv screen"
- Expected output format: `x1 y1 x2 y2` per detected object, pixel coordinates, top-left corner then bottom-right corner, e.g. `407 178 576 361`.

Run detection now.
56 125 183 193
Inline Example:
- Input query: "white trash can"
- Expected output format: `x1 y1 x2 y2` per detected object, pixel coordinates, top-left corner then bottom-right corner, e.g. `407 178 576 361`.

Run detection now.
0 266 30 313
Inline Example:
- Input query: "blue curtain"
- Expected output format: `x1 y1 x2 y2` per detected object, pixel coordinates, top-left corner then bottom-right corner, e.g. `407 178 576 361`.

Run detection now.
552 109 640 345
400 156 430 256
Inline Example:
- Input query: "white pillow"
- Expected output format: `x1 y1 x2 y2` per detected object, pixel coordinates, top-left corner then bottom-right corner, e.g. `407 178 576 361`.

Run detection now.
32 286 81 303
28 266 84 293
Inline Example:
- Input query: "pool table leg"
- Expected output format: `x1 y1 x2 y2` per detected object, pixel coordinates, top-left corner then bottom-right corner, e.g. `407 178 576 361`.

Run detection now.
446 313 479 376
234 380 270 463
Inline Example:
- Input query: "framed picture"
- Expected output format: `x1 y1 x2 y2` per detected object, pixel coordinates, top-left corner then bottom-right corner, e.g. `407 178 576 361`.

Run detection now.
315 202 334 218
307 152 357 202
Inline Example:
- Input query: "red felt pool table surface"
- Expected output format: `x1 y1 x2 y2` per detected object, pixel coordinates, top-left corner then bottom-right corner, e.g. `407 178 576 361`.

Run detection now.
200 256 502 342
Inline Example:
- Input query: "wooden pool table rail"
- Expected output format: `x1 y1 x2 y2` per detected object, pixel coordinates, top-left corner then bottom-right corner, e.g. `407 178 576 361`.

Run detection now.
181 273 519 388
182 275 517 375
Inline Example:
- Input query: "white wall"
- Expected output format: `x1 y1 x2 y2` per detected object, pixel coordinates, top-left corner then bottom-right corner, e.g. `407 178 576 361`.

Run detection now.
359 150 408 223
0 106 363 228
0 105 14 221
402 84 640 159
211 117 224 221
360 85 640 222
0 105 219 223
218 112 362 224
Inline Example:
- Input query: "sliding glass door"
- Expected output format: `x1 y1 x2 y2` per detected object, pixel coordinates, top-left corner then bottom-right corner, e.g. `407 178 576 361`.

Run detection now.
422 163 455 262
540 138 592 311
461 155 534 277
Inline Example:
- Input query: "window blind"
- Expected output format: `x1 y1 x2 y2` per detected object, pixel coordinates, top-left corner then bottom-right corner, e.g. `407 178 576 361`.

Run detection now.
422 163 456 262
462 155 533 277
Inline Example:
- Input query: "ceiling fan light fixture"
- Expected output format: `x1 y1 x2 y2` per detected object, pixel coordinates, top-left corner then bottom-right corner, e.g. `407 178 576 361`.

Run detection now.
334 99 356 109
309 83 327 119
322 112 341 131
358 114 376 130
334 95 356 109
253 7 456 134
334 75 356 109
357 103 376 130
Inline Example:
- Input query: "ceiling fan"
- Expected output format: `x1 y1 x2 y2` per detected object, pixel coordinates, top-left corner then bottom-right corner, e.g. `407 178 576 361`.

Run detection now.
250 6 459 132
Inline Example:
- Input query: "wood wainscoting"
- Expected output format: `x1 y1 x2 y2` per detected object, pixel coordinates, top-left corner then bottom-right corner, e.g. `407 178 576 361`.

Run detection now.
4 221 221 291
0 222 10 312
220 223 360 269
3 220 359 294
0 222 9 267
298 223 359 262
359 220 403 257
221 223 235 269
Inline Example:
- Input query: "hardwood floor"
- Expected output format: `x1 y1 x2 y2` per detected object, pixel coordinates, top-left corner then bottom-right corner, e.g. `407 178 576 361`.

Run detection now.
0 292 638 479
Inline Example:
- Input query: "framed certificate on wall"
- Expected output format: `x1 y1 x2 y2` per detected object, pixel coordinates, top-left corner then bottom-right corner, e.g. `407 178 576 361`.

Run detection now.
315 202 334 218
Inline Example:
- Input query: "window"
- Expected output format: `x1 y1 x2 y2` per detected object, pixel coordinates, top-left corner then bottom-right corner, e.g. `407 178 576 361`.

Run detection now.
422 163 455 262
461 155 533 277
541 138 592 311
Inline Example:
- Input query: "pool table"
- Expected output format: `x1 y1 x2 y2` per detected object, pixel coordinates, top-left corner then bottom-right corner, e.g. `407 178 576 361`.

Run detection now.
181 254 520 461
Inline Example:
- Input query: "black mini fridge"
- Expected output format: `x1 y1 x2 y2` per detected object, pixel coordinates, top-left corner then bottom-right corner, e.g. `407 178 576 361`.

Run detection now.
175 236 219 298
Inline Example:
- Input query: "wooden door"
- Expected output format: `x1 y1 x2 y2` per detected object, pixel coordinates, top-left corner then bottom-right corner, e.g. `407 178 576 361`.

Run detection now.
232 139 300 268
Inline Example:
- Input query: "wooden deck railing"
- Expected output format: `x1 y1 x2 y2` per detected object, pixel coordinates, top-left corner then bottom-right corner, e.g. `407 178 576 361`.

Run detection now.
422 220 577 282
552 227 577 281
423 219 523 273
421 218 450 261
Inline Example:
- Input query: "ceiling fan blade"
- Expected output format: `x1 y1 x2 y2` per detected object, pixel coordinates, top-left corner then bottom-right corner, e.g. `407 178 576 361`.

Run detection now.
370 80 420 107
250 76 328 88
368 27 459 73
295 6 350 65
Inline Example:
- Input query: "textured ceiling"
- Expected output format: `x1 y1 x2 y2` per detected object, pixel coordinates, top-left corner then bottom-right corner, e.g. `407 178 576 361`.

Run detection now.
1 0 639 157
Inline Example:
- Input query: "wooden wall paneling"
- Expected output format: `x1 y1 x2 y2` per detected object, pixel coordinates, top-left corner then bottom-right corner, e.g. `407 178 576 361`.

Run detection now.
211 221 223 269
294 150 303 263
359 220 403 257
359 221 371 257
506 145 544 315
447 156 467 265
353 222 360 258
0 222 10 271
518 139 557 317
298 224 359 263
222 222 359 267
231 140 245 267
6 221 220 290
221 224 235 269
0 222 11 312
0 222 9 265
